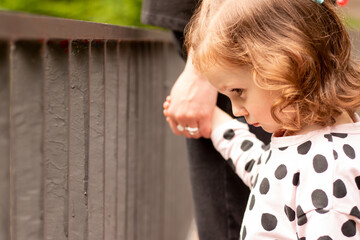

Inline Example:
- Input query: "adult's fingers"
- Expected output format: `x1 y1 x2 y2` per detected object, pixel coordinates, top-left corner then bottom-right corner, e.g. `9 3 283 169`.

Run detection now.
181 119 201 139
167 117 184 136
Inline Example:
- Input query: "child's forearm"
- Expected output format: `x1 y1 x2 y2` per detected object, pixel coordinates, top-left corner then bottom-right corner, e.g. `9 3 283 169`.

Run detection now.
211 106 234 130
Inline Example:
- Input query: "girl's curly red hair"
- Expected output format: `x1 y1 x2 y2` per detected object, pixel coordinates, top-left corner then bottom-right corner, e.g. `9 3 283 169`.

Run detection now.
186 0 360 132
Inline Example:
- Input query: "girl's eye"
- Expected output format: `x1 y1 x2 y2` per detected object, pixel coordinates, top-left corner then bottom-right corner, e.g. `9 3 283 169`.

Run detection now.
230 88 244 96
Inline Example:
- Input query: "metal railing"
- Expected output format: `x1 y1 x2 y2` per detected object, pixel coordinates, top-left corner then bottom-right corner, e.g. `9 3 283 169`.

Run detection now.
0 11 193 240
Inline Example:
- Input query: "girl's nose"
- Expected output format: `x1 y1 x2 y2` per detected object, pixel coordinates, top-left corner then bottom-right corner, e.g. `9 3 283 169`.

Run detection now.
232 105 249 118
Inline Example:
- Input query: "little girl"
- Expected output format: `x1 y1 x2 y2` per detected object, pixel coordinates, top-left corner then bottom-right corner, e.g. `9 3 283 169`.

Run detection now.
164 0 360 238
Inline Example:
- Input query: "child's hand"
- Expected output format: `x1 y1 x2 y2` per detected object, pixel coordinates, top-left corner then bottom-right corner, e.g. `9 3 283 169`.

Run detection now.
163 96 171 121
163 96 204 138
164 97 234 137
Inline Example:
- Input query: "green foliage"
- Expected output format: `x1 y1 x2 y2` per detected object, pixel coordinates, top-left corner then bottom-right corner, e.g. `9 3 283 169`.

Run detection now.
344 16 360 30
0 0 146 27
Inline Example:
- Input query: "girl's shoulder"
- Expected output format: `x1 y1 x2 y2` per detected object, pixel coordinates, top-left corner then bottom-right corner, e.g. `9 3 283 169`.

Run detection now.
271 114 360 150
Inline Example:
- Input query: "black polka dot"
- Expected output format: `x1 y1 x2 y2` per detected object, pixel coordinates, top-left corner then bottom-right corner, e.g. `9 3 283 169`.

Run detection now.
333 150 338 160
341 220 356 237
297 234 306 240
333 179 347 198
297 233 306 240
275 164 287 180
223 129 235 140
311 189 328 209
249 195 255 210
261 213 277 231
355 176 360 190
317 236 333 240
324 134 333 142
265 150 272 164
253 174 259 188
245 159 256 172
331 132 348 138
259 178 270 194
315 208 329 214
241 226 247 240
297 233 305 240
293 172 300 186
343 144 356 159
284 205 295 222
262 144 270 151
279 146 288 151
241 140 254 151
257 156 262 165
313 154 328 173
315 209 329 214
350 206 360 219
296 205 307 226
297 141 312 155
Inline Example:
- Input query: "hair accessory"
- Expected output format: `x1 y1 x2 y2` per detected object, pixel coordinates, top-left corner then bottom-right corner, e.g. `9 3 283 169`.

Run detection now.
336 0 348 6
313 0 324 4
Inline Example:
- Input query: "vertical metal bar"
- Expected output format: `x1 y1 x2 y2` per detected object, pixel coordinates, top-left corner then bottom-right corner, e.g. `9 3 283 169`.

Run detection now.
137 41 160 240
0 41 10 240
125 41 139 240
43 39 69 240
104 40 118 240
116 41 130 240
9 40 14 240
68 40 90 240
149 41 166 240
88 40 105 240
9 40 44 240
145 41 155 240
134 41 146 239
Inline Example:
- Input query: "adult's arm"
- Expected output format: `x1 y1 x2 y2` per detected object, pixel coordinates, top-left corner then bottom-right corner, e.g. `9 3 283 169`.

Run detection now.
166 53 218 139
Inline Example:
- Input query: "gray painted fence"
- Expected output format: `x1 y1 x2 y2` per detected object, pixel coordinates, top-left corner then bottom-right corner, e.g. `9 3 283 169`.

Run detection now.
0 11 193 240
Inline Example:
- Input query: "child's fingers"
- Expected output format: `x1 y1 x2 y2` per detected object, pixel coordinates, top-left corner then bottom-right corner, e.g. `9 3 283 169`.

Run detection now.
163 101 170 109
163 109 169 117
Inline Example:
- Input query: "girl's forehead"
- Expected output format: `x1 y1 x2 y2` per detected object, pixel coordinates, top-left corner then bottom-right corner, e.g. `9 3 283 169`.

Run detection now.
205 65 252 77
205 66 253 89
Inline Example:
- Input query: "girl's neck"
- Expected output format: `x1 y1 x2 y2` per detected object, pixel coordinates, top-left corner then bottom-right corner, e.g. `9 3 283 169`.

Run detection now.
276 111 355 137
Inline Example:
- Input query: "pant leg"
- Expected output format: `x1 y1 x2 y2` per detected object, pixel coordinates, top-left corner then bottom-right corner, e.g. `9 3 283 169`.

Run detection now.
186 137 246 240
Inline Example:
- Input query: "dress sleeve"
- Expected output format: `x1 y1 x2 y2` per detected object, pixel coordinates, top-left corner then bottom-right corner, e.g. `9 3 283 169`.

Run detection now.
296 209 360 239
211 119 270 189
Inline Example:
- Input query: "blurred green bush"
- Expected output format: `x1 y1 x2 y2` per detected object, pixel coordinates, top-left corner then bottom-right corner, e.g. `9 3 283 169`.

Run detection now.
0 0 146 27
0 0 358 29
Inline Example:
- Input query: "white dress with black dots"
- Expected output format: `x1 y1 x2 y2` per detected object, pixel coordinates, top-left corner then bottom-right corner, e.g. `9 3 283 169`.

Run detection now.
211 116 360 240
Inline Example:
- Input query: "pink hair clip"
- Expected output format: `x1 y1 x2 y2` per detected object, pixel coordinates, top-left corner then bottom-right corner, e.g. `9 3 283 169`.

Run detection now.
336 0 348 6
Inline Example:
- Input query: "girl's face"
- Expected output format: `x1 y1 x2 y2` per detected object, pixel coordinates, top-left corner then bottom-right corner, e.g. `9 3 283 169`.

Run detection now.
205 66 282 133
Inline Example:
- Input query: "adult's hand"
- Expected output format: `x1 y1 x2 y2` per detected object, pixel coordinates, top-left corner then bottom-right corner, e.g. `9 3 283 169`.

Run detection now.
164 55 218 139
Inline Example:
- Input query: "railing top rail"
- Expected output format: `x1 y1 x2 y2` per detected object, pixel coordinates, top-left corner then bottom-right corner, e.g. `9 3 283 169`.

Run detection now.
0 11 172 42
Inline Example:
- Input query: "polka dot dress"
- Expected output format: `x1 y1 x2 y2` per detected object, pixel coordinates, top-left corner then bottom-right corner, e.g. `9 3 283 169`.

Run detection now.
211 116 360 239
